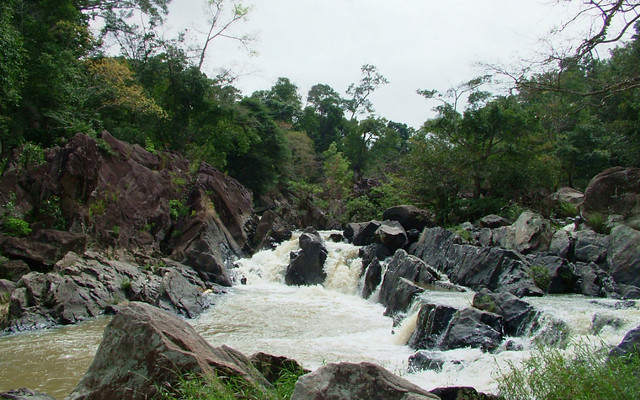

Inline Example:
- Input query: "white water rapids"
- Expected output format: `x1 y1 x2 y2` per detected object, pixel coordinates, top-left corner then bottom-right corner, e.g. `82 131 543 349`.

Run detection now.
1 231 640 398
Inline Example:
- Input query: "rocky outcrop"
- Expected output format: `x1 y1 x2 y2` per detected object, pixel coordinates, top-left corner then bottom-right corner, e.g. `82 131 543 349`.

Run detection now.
609 325 640 359
608 225 640 287
580 166 640 230
362 258 382 299
374 221 408 252
408 303 458 350
3 252 210 332
382 205 434 232
413 227 542 297
430 387 501 400
472 290 537 336
285 230 328 286
495 211 554 254
526 254 577 294
67 302 269 400
290 362 439 400
440 308 503 352
0 388 56 400
379 250 438 316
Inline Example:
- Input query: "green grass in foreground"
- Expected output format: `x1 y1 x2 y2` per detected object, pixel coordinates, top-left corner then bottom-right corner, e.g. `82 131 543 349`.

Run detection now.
156 364 305 400
496 343 640 400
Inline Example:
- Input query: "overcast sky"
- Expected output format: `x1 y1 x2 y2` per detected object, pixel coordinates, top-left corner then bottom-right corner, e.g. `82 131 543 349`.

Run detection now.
165 0 586 128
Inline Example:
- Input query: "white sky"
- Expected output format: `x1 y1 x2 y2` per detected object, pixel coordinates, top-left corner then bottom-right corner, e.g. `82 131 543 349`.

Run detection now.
164 0 588 128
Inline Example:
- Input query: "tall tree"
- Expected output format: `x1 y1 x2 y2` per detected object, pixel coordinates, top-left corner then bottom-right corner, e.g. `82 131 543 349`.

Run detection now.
345 64 388 120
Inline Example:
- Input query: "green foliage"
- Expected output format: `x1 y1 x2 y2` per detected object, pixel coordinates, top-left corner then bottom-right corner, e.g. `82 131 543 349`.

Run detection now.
155 362 306 400
89 199 106 217
585 212 611 235
18 142 45 169
497 343 640 400
40 196 67 230
530 265 551 292
554 201 578 219
120 278 132 290
322 143 352 200
2 216 31 237
169 199 188 220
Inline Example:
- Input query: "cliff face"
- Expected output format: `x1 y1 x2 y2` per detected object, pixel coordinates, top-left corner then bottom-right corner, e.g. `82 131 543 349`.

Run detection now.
0 131 255 286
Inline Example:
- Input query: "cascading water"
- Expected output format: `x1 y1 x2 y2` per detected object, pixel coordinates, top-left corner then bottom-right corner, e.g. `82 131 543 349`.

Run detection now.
1 231 639 398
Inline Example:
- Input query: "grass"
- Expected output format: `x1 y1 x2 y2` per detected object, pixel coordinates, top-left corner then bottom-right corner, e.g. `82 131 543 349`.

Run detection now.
156 363 305 400
496 342 640 400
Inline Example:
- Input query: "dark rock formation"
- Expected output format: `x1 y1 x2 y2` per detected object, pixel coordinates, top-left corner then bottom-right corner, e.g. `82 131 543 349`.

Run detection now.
290 362 439 400
249 352 309 384
609 325 640 359
478 214 511 229
408 351 446 372
527 254 577 294
413 227 542 297
472 290 537 336
351 221 382 246
574 262 620 298
382 205 434 232
379 250 438 316
0 388 56 400
362 258 382 299
408 303 458 349
374 221 408 252
430 386 502 400
67 302 269 400
496 211 554 254
549 229 573 259
579 166 640 230
608 225 640 287
285 230 328 286
440 308 504 352
573 229 609 264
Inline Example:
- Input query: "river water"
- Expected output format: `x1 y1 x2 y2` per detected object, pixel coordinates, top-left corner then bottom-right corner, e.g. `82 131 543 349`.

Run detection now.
1 232 639 398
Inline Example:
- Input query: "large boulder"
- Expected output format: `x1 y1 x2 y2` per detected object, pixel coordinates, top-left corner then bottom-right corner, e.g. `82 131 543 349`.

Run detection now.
574 262 620 298
552 187 584 206
379 250 438 316
412 227 542 297
408 302 458 349
285 230 328 286
498 211 554 254
440 308 504 352
382 205 434 232
362 258 382 299
290 362 439 400
472 290 537 336
526 254 577 294
67 302 268 400
609 325 640 359
580 166 640 230
608 225 640 287
478 214 511 229
352 221 382 246
374 221 408 252
574 229 609 264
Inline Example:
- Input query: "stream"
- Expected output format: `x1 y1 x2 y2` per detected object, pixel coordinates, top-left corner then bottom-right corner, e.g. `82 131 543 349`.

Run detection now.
1 231 639 398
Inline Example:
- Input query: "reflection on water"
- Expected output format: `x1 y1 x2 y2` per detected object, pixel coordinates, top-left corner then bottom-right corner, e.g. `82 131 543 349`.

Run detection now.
0 317 109 399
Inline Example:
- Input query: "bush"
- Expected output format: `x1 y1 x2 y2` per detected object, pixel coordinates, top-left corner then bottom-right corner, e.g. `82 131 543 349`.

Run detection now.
496 342 640 400
530 265 551 292
2 216 32 237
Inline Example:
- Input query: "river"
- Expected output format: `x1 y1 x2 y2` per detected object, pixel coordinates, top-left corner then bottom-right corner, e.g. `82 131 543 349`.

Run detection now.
1 231 639 398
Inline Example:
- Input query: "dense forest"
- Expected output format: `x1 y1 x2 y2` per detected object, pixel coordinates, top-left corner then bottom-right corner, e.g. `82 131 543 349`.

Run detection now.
1 0 639 226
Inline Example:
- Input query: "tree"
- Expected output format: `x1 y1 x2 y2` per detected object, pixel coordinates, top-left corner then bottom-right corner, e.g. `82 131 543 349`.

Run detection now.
345 64 388 120
297 83 346 152
252 77 302 124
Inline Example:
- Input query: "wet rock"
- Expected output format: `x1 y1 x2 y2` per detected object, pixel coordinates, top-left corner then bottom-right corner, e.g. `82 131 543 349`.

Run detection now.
609 325 640 359
290 362 439 400
591 313 625 335
440 308 503 352
580 166 640 230
477 228 493 247
430 386 502 400
67 302 268 400
479 214 511 229
408 351 445 372
0 237 59 271
359 243 391 268
379 250 437 316
249 352 309 384
362 258 382 299
382 205 434 232
413 227 542 297
0 388 56 400
328 233 344 242
500 211 554 254
574 262 620 298
552 187 584 206
574 229 608 264
374 220 408 252
472 290 537 336
352 221 382 246
608 225 640 287
285 231 328 286
408 303 457 349
619 284 640 299
549 229 574 259
344 222 366 242
527 254 577 294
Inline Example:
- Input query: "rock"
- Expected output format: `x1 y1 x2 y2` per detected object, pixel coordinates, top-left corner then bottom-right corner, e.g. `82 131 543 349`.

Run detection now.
608 225 640 287
379 250 437 316
552 187 584 206
352 221 382 246
477 228 493 247
290 362 438 400
382 205 434 232
359 243 392 268
591 313 625 335
549 229 574 259
609 325 640 359
413 227 543 297
0 237 59 271
430 386 501 400
479 214 511 229
156 269 207 318
0 388 56 400
0 260 30 282
574 229 608 264
472 290 537 336
504 211 554 254
408 303 458 349
573 262 620 298
328 233 344 242
374 220 408 252
344 222 366 242
285 231 328 286
362 258 382 299
440 308 503 352
68 302 268 400
527 254 577 294
619 284 640 299
580 167 640 230
408 351 445 372
249 352 309 384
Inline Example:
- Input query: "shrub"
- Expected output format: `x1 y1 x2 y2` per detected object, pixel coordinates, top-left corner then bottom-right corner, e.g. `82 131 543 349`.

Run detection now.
2 216 32 237
169 199 188 220
18 142 45 169
530 265 551 292
496 342 640 400
555 201 578 218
